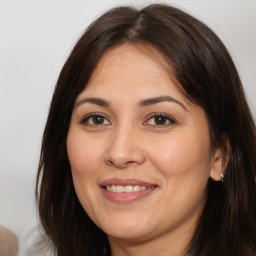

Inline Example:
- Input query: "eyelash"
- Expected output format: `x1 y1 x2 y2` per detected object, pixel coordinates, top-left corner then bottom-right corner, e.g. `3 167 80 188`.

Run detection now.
80 112 176 127
80 112 110 126
145 112 176 127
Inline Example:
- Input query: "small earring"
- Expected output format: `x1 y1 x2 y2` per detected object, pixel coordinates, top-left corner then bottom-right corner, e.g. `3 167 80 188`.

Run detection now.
220 172 224 182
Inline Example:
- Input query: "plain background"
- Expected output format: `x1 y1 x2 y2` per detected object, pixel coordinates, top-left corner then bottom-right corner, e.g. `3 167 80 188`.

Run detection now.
0 0 255 255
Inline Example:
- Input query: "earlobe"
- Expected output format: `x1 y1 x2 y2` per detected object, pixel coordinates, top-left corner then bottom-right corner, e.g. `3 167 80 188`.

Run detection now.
209 148 228 182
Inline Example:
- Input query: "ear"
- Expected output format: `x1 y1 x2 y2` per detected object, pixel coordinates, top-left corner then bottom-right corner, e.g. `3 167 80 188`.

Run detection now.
209 145 229 181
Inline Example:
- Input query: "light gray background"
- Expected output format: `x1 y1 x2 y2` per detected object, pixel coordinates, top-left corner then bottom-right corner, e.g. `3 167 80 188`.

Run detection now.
0 0 255 255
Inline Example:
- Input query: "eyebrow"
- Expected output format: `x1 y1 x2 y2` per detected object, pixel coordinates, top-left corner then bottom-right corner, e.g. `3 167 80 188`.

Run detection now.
75 97 110 109
75 95 187 111
138 96 188 111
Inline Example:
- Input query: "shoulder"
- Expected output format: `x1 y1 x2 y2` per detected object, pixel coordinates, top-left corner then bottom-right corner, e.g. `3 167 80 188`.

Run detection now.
0 225 19 256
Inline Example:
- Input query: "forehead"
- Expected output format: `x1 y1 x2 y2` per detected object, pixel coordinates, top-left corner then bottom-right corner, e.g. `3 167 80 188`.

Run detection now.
78 43 186 101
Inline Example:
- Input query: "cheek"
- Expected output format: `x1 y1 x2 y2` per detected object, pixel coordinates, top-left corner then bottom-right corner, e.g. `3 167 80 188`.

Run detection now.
66 131 103 213
148 130 211 179
148 132 211 219
67 131 103 178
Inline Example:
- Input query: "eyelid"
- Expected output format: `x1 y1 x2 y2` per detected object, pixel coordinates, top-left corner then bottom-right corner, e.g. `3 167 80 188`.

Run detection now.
80 112 111 125
79 112 176 127
144 112 177 126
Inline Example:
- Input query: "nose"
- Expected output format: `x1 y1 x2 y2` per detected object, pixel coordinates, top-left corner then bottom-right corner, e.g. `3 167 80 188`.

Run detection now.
104 125 146 169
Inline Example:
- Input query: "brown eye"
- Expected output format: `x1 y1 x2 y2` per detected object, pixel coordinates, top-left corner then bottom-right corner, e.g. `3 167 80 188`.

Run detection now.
92 116 105 124
82 114 110 125
146 113 176 127
154 116 168 125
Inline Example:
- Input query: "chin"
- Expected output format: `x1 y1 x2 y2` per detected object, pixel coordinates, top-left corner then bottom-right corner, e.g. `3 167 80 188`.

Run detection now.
96 217 151 240
106 228 152 241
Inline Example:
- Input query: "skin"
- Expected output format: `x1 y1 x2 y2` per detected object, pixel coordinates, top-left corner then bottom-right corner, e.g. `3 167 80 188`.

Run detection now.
67 44 223 256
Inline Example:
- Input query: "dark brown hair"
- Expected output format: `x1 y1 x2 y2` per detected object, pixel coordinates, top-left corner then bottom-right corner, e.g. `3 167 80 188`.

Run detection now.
36 4 256 256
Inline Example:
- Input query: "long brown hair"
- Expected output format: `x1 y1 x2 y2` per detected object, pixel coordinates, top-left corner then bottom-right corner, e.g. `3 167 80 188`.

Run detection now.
36 4 256 256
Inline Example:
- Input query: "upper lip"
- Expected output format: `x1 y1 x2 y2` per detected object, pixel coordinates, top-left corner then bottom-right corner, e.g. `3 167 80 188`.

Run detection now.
99 178 158 187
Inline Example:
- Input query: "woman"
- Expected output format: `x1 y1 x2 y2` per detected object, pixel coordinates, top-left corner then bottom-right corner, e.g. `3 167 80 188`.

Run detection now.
36 3 256 256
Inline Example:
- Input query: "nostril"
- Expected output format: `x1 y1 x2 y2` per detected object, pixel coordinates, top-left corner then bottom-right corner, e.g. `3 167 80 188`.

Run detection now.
105 159 138 168
105 160 114 166
125 161 138 166
104 148 146 168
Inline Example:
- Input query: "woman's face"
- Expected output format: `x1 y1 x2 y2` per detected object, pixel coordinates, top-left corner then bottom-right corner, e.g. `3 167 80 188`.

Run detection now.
67 44 222 243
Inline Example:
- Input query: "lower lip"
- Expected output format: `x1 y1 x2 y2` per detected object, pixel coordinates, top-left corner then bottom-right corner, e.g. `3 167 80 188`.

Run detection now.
101 187 156 203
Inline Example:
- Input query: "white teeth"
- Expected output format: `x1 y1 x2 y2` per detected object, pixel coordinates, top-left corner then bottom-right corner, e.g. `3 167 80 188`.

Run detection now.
124 185 133 192
134 185 140 191
105 185 154 193
116 185 124 193
111 185 116 192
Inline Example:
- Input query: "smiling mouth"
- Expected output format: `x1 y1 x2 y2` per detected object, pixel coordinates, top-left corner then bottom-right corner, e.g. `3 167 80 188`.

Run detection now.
99 179 158 203
104 185 157 193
